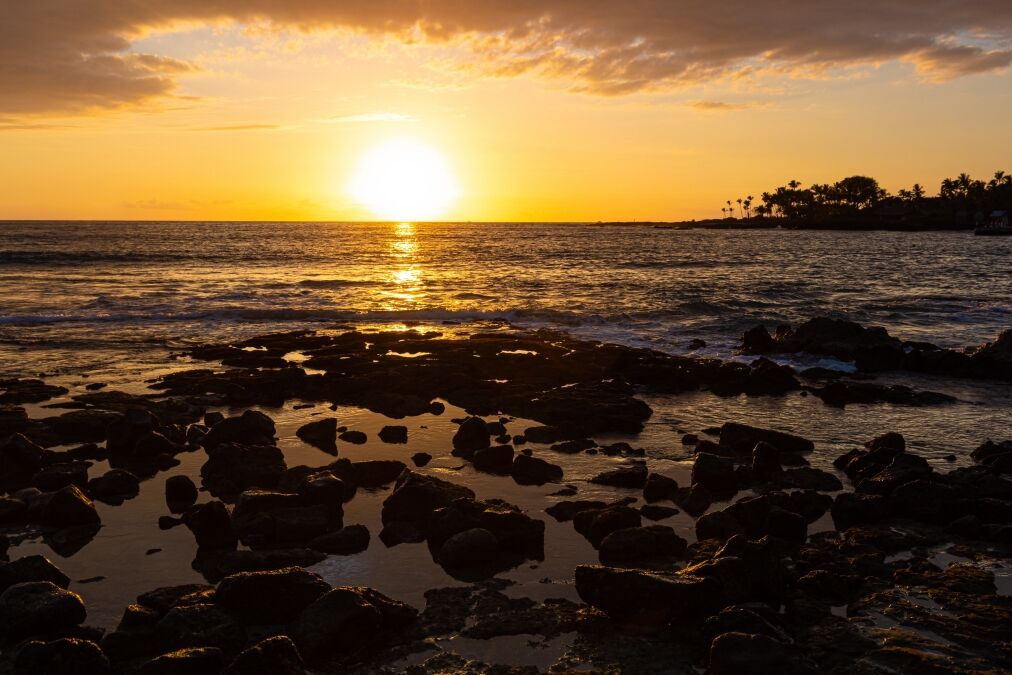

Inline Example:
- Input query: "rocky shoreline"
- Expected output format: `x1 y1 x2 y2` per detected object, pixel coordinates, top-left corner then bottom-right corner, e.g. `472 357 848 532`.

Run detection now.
0 318 1009 674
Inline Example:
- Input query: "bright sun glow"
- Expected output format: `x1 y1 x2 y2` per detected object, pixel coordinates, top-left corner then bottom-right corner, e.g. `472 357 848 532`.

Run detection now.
348 139 460 221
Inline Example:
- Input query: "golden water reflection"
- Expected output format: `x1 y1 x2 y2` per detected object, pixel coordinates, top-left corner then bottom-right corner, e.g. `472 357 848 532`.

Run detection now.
384 222 424 305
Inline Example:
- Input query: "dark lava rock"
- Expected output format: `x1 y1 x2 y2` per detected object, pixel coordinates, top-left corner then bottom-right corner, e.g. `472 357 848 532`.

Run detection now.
338 430 367 445
41 485 101 527
381 471 475 525
575 565 721 628
643 473 679 502
452 417 491 453
200 443 286 497
675 484 713 517
193 549 326 582
691 452 737 495
137 584 214 614
767 506 807 543
201 410 276 449
216 567 330 624
598 525 687 565
139 647 226 675
550 438 595 454
165 476 199 510
640 504 679 520
575 506 642 548
0 555 70 593
154 603 246 656
410 452 432 467
223 636 305 675
0 433 45 481
545 500 608 522
33 461 90 491
472 445 515 474
590 464 648 489
696 510 746 542
510 454 563 485
379 521 425 547
87 469 140 503
0 581 86 637
751 441 783 476
814 381 955 406
719 422 814 454
831 492 891 530
0 495 26 522
681 433 699 445
183 501 237 550
295 418 337 453
13 637 110 675
378 425 408 444
709 632 817 675
294 586 417 661
309 524 370 555
334 459 406 487
438 528 499 568
741 325 777 355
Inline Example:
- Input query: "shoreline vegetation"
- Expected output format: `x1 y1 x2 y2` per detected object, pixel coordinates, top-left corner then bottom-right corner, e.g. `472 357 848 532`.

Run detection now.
601 170 1012 231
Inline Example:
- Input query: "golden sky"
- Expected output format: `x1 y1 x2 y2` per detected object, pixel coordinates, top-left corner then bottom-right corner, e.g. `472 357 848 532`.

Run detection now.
1 1 1011 221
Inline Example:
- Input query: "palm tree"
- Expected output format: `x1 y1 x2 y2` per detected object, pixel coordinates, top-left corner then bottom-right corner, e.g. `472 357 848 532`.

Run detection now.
736 198 743 219
726 200 733 218
787 179 802 190
744 195 753 219
721 207 727 219
912 183 925 200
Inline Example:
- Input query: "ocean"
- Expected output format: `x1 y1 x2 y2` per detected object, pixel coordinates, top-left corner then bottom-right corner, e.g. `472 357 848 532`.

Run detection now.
2 221 1010 377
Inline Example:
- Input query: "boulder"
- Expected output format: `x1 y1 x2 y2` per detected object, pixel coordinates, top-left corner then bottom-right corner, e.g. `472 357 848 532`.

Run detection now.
718 423 814 454
0 433 45 481
41 485 101 527
294 587 417 661
751 442 783 476
87 469 140 503
165 476 199 510
598 525 687 565
215 567 330 624
137 584 214 614
472 445 514 473
201 410 276 449
0 555 70 593
438 528 499 568
381 471 475 526
452 416 491 453
332 459 406 487
309 525 370 555
338 430 367 445
183 501 237 550
0 581 86 637
193 549 326 582
510 454 563 485
200 443 286 496
33 462 90 491
223 636 305 675
675 484 713 517
13 638 110 675
295 418 337 453
590 464 648 489
643 473 679 502
575 506 642 548
575 565 721 628
691 452 737 495
410 452 431 467
377 426 408 444
139 647 226 675
155 603 246 656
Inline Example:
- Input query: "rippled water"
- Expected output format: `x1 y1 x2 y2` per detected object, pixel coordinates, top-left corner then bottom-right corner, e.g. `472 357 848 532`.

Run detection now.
1 221 1009 376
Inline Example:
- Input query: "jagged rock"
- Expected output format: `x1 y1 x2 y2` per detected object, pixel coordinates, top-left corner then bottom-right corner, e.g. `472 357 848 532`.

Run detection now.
183 501 237 550
41 485 101 527
410 452 431 467
294 587 417 661
675 484 713 517
378 426 408 444
381 471 475 525
295 418 337 453
139 647 226 675
223 636 305 675
692 452 737 495
751 442 783 476
643 473 679 502
215 567 330 624
0 581 86 637
155 603 246 656
0 555 70 593
0 433 45 483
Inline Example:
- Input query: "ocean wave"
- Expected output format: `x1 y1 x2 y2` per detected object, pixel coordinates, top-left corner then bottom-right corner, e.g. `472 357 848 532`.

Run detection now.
298 279 385 289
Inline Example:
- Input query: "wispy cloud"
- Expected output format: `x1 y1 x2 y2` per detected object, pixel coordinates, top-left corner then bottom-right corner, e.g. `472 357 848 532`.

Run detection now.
192 123 281 131
315 112 416 124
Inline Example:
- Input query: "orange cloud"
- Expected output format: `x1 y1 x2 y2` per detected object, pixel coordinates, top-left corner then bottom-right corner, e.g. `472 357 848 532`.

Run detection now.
3 1 1011 115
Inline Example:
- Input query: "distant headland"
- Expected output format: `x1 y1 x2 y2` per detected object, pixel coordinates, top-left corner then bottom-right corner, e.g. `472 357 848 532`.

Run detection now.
600 170 1012 231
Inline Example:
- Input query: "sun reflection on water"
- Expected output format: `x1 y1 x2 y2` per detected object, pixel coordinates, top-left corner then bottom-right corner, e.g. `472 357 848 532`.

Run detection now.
384 222 424 305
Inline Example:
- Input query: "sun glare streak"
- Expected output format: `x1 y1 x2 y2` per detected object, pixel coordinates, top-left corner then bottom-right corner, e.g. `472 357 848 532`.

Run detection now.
348 139 460 221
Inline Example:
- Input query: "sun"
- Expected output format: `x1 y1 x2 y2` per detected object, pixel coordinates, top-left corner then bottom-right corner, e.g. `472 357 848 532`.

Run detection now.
347 138 460 221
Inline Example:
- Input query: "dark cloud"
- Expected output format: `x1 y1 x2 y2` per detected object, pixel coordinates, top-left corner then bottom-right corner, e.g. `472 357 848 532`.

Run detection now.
3 1 1011 115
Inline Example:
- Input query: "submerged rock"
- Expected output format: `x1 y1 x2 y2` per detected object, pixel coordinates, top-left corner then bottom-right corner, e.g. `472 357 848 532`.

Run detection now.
295 418 337 453
452 416 491 453
510 453 563 485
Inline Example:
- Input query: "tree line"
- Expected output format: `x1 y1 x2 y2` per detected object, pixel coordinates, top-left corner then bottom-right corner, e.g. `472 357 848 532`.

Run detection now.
720 171 1011 222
